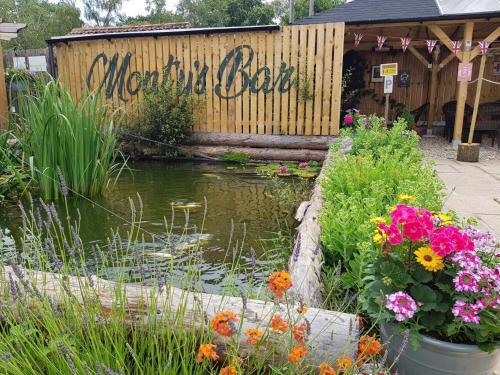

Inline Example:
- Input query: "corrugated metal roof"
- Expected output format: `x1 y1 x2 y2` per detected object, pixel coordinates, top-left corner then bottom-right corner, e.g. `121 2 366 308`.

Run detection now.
294 0 500 25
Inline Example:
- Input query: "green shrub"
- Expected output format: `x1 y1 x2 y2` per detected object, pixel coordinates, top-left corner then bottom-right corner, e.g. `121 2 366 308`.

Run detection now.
320 120 444 290
139 81 195 145
17 79 121 200
221 151 250 163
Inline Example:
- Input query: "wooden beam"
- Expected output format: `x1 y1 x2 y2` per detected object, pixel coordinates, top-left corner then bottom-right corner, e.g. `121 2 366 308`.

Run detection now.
345 17 500 30
438 52 457 71
408 45 431 67
0 23 26 33
452 21 474 147
331 22 345 135
427 23 463 61
0 32 18 41
468 54 487 144
0 43 8 130
427 47 441 131
469 26 500 61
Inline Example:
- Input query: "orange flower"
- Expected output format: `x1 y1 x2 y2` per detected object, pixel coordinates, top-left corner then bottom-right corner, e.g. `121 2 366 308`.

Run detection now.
197 343 219 363
318 362 336 375
336 356 353 372
244 328 263 345
292 322 308 344
271 313 289 332
358 335 382 357
219 365 236 375
268 271 292 300
296 306 309 314
288 346 308 363
211 310 237 337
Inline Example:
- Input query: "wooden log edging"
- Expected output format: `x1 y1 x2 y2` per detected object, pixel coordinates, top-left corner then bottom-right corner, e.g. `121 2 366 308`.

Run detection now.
288 138 351 307
1 265 358 364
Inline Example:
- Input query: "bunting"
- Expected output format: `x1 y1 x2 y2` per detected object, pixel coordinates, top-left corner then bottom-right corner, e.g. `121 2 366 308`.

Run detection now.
377 35 387 49
451 41 462 55
400 37 411 52
478 40 491 55
426 40 438 54
354 33 363 47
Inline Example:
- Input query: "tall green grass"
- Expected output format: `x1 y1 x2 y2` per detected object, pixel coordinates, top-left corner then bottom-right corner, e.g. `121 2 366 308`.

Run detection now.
0 131 30 200
16 80 121 200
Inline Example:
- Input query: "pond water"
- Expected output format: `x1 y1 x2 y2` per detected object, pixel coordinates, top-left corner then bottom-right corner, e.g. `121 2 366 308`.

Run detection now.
0 161 310 294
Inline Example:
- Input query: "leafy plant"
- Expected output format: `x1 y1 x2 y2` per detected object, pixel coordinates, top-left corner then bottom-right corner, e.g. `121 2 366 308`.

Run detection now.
221 151 250 163
397 107 415 131
362 206 499 351
16 79 121 200
138 80 196 146
0 132 30 200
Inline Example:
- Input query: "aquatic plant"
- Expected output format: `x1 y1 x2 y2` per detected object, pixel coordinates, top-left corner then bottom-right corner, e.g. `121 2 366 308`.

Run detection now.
0 131 30 200
16 79 122 200
221 151 250 163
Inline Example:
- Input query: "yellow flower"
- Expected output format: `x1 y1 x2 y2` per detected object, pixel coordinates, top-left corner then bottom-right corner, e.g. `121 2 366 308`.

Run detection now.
370 217 387 225
398 194 416 202
434 213 453 226
372 229 388 244
414 246 444 272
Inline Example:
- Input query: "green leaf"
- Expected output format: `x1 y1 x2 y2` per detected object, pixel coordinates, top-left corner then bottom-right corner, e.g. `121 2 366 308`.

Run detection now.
413 268 433 283
410 285 437 303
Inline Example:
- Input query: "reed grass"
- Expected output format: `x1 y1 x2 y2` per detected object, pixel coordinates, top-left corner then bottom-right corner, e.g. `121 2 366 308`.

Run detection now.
16 79 122 200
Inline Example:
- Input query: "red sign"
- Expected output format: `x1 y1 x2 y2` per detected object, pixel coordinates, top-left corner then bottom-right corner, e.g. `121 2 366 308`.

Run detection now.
457 63 473 82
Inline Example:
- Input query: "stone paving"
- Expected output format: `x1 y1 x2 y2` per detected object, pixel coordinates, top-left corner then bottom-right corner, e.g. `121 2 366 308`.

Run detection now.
420 136 500 237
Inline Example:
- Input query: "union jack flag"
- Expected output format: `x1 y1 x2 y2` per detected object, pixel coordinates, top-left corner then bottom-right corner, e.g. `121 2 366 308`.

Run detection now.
354 33 363 47
377 35 387 49
400 37 411 52
426 40 438 54
451 41 462 55
478 41 491 55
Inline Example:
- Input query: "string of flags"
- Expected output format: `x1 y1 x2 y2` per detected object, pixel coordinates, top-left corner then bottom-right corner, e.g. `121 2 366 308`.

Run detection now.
353 34 493 55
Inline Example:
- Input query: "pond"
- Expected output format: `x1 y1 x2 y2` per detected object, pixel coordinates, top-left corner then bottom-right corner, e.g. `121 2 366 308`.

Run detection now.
0 160 311 294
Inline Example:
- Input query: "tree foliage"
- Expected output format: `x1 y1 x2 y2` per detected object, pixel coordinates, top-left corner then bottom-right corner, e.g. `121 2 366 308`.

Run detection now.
273 0 345 24
82 0 123 26
0 0 82 50
176 0 275 27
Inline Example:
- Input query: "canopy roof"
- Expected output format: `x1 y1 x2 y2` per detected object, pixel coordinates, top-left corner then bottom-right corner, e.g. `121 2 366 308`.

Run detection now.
294 0 500 25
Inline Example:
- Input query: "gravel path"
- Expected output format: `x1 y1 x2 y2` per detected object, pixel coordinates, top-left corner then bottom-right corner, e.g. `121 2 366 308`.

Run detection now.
419 136 500 161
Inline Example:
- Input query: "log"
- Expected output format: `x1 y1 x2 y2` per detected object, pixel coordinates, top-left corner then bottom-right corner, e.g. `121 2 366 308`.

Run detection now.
457 143 480 162
177 145 327 162
288 147 335 307
184 132 335 150
2 265 358 364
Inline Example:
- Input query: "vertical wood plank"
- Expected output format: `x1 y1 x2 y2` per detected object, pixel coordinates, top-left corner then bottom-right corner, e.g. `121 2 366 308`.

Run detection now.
288 26 299 135
212 35 221 132
219 34 228 133
321 23 335 135
205 34 214 132
331 22 345 135
313 25 325 135
273 29 283 135
304 25 316 135
265 32 274 134
257 32 265 134
250 32 258 134
234 33 243 133
242 33 251 134
296 26 308 135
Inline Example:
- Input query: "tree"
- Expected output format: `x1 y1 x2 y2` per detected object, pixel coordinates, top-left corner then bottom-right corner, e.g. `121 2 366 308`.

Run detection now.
82 0 123 26
0 0 82 50
121 0 184 26
176 0 275 27
273 0 345 24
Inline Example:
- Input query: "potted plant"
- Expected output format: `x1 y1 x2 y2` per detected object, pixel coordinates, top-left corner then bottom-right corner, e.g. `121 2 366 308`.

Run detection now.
362 203 499 375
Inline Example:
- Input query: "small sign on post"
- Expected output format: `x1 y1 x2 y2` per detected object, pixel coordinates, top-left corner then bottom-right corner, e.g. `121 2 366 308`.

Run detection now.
380 63 398 123
380 63 398 77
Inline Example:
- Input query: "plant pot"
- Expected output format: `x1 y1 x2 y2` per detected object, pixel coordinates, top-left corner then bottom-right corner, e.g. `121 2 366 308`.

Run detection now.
380 323 500 375
457 143 480 162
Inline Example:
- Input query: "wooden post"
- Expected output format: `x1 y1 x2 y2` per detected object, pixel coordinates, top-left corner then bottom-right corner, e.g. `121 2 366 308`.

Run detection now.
0 43 8 130
452 21 474 148
331 22 345 135
384 94 390 123
468 53 487 144
427 46 440 134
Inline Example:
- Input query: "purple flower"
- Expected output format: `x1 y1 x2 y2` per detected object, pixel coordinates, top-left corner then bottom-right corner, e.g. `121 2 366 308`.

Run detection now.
278 165 287 174
386 291 417 321
453 270 481 293
462 226 498 254
298 162 309 169
452 300 481 324
450 250 482 270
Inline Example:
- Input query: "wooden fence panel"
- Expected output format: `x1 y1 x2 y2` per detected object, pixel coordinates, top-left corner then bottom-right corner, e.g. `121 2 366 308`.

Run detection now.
54 24 345 136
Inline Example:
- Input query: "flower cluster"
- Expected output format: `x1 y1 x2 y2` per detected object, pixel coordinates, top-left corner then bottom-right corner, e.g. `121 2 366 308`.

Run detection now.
385 291 417 321
267 271 292 300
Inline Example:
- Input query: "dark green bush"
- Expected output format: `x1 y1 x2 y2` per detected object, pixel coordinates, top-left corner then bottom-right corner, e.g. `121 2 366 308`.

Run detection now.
140 81 195 145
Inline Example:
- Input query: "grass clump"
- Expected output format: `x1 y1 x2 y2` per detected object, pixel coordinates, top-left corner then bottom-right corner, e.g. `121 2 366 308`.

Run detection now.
221 151 250 163
320 119 444 295
16 80 121 200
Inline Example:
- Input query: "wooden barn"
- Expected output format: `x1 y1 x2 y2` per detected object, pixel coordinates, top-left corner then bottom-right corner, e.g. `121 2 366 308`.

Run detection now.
296 0 500 147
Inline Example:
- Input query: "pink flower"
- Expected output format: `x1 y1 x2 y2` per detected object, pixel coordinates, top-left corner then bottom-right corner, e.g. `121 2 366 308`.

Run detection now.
430 226 473 257
450 250 482 270
278 165 287 174
344 115 354 125
402 221 426 242
298 162 309 169
390 205 417 225
452 300 481 324
453 270 481 293
379 223 403 245
386 291 417 321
